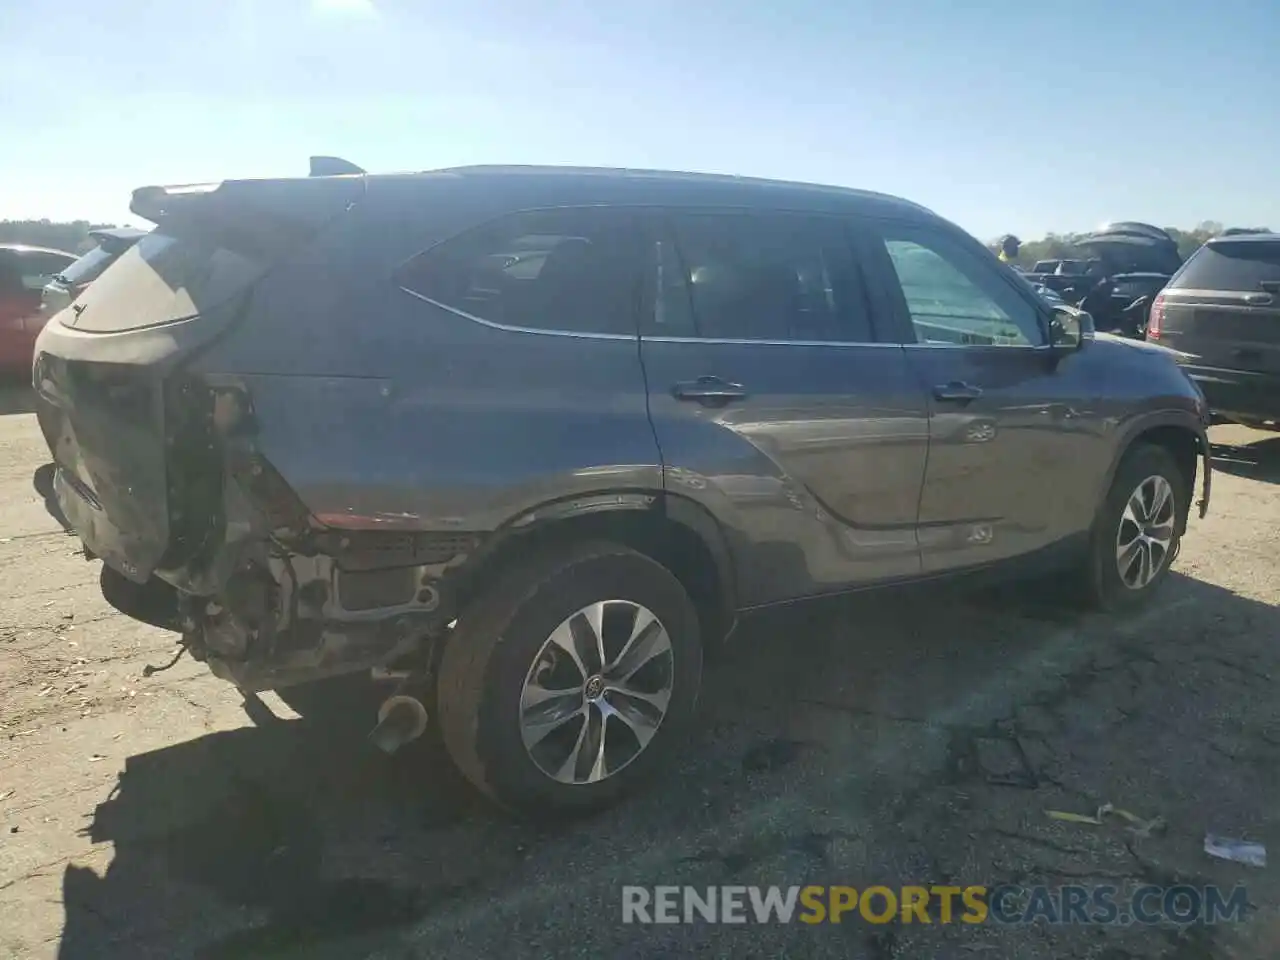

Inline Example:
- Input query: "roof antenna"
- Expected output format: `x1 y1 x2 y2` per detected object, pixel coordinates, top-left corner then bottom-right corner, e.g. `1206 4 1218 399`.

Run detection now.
309 156 365 177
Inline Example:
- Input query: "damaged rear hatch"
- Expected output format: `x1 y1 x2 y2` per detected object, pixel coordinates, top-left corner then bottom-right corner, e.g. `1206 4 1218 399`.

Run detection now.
34 174 364 584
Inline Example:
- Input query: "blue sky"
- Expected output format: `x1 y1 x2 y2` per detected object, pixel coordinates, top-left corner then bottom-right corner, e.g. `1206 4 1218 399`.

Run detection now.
1 0 1276 240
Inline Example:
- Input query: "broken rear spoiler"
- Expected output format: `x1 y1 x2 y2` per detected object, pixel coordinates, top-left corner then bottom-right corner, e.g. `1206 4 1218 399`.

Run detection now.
309 156 365 177
88 227 148 254
128 175 365 259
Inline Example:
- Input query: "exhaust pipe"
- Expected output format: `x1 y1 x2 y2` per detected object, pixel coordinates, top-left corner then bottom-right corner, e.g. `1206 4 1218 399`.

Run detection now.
368 694 429 754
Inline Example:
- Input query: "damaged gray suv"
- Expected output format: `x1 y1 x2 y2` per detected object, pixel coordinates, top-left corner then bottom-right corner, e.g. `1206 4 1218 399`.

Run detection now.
34 161 1211 816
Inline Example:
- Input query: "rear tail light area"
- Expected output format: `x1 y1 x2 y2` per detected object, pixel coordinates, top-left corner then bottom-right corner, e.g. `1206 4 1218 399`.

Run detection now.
1148 293 1165 339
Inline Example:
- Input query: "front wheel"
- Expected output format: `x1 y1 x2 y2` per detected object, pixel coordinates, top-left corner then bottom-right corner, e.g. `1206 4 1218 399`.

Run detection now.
436 541 703 819
1082 444 1188 612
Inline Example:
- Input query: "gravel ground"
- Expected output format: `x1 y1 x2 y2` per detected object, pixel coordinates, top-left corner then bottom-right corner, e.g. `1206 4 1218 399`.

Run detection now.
2 383 1279 959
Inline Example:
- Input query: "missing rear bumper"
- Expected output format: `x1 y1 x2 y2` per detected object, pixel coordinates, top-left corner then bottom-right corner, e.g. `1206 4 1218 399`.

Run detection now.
192 549 457 691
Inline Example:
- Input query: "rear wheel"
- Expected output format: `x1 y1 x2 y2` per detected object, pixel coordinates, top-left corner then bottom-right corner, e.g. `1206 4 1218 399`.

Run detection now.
436 541 702 818
1081 444 1187 612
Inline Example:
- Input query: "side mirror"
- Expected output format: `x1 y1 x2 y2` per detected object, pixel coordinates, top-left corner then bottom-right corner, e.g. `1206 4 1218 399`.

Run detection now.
1048 304 1093 352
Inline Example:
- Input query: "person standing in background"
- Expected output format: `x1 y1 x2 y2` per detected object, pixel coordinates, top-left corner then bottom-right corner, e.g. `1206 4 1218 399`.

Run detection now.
997 234 1021 265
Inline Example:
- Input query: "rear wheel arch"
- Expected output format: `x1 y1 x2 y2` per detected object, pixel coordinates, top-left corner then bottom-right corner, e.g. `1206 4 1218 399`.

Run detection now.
453 493 737 649
437 539 704 816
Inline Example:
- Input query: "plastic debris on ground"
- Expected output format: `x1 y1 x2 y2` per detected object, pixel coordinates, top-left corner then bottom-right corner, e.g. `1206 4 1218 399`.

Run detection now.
1204 835 1267 868
1045 802 1166 838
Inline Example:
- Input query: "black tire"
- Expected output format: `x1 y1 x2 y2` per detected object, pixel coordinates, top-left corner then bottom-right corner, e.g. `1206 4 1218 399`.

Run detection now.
436 541 702 819
1081 443 1188 612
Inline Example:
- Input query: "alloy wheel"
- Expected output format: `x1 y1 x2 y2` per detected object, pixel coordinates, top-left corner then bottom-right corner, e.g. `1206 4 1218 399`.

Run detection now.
518 600 675 785
1115 474 1175 590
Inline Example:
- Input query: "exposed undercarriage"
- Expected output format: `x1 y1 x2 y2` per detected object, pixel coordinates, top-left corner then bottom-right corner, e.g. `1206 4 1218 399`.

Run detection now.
125 377 480 694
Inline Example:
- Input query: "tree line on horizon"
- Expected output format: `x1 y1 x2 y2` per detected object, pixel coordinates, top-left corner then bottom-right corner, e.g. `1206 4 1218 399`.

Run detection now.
990 220 1273 267
1 217 1272 265
0 220 126 255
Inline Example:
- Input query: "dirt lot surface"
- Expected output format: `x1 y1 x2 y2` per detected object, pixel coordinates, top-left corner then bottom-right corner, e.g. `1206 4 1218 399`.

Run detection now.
2 383 1280 959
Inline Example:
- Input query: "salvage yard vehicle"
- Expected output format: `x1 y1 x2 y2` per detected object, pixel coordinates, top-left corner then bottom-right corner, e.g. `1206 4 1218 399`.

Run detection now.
1150 231 1280 429
33 161 1212 817
0 244 76 372
1022 225 1182 339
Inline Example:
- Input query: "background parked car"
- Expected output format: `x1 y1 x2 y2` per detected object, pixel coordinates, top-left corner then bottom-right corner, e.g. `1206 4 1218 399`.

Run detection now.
39 228 147 319
0 244 76 373
1021 224 1181 338
1151 232 1280 429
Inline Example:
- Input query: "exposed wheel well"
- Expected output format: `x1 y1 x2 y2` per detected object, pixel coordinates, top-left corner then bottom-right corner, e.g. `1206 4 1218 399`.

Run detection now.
1128 424 1199 528
453 505 735 648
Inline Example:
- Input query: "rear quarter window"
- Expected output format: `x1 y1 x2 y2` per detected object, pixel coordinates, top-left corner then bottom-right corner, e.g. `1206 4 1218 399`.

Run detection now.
394 207 645 336
57 245 117 285
67 232 265 332
1170 241 1280 292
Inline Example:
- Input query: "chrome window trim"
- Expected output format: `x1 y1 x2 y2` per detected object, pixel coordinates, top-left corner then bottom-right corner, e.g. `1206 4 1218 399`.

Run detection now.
902 342 1056 353
401 286 1066 350
643 335 901 347
399 285 904 347
398 286 638 341
1161 288 1272 301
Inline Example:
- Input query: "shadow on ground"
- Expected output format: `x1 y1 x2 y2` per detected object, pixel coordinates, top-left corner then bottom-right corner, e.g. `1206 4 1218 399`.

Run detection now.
32 463 71 533
1211 435 1280 484
55 573 1280 959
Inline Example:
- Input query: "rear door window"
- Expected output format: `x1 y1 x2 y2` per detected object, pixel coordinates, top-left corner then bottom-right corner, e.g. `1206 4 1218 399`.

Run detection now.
16 251 75 290
653 211 875 343
1170 240 1280 293
395 207 645 336
0 253 22 295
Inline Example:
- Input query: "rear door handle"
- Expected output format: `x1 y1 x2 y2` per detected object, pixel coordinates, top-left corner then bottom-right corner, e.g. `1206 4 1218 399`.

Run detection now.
933 381 983 402
672 376 748 406
1242 292 1274 305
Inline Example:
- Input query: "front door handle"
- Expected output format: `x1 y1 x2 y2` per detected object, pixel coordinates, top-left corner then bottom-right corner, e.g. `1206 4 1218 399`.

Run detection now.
673 376 748 406
933 381 983 402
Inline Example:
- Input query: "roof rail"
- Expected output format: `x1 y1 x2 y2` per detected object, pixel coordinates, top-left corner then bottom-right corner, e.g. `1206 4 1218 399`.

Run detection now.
309 156 365 177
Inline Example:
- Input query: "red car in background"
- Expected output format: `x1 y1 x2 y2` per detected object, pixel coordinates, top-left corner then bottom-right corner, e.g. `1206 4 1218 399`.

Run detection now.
0 244 77 374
